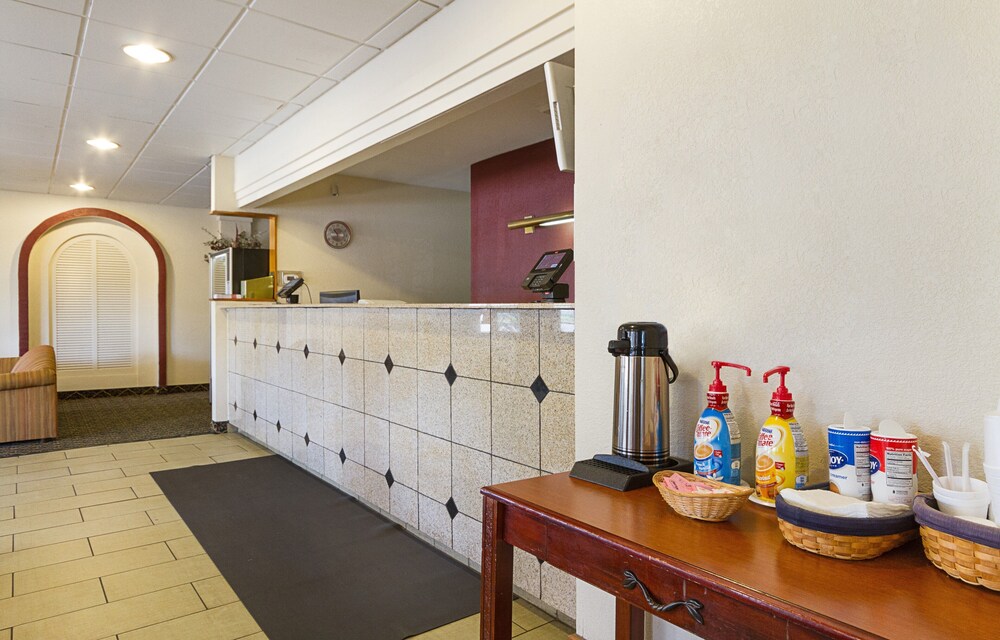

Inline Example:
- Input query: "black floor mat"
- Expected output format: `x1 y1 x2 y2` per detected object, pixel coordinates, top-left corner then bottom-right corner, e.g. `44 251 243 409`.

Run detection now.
152 456 481 640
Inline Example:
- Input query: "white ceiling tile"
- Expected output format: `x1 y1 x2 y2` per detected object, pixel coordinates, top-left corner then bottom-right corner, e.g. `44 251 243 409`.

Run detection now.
111 179 181 203
0 137 56 158
0 41 73 84
220 138 256 155
70 87 171 123
74 58 188 103
265 102 302 126
223 11 355 75
164 105 258 138
323 45 379 82
89 0 243 47
242 122 275 142
0 99 63 127
16 0 87 14
81 20 213 80
133 156 207 174
151 127 238 155
0 155 51 176
187 167 211 186
290 77 336 106
161 190 210 208
423 0 451 6
179 81 284 121
252 0 413 42
140 142 213 163
0 121 59 145
126 166 200 185
0 0 80 54
198 52 315 101
366 1 437 51
0 78 67 108
62 112 156 149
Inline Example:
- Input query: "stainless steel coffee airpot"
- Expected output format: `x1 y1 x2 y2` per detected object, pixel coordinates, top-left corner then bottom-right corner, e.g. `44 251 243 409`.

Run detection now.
608 322 678 466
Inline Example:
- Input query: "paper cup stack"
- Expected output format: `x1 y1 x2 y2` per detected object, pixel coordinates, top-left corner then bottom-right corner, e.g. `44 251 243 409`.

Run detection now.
985 401 1000 524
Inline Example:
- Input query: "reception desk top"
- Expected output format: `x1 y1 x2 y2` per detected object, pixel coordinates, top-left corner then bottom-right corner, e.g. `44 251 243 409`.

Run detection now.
215 301 574 310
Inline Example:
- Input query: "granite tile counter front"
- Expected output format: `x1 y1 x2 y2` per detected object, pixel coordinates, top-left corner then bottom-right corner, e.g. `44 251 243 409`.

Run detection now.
222 304 577 621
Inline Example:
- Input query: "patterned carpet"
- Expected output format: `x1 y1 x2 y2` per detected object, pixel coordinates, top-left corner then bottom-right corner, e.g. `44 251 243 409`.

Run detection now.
0 391 213 457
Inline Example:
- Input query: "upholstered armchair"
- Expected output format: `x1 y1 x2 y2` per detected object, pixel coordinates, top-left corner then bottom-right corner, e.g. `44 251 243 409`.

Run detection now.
0 345 58 443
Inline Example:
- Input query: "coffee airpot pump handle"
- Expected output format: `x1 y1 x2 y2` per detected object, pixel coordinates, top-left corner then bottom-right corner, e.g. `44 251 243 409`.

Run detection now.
763 366 792 401
660 352 679 384
709 361 752 393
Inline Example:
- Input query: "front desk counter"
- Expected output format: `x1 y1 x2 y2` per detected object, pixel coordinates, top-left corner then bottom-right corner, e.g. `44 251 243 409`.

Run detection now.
481 473 1000 640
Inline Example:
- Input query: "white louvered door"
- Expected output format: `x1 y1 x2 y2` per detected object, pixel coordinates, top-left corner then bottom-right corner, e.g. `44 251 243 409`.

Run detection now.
51 235 138 388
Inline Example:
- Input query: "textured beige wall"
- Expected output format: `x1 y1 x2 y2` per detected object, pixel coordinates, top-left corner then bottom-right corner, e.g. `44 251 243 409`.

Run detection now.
574 3 1000 639
0 189 212 385
265 175 471 304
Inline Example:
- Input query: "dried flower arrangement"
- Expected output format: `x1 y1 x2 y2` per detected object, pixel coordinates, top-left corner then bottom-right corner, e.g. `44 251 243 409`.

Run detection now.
203 227 263 261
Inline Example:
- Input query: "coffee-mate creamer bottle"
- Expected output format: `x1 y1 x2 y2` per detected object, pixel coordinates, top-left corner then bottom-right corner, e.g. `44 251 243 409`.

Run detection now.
693 361 752 485
753 366 809 507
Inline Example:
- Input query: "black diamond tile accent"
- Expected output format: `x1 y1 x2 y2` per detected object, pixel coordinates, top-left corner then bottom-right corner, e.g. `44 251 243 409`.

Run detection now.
538 557 545 565
444 364 457 386
385 468 394 488
232 401 237 411
530 375 549 403
339 448 346 464
384 355 393 374
304 432 310 446
275 341 281 354
253 338 257 349
304 344 310 359
445 497 458 520
338 349 346 365
252 410 257 422
276 420 281 432
233 335 237 346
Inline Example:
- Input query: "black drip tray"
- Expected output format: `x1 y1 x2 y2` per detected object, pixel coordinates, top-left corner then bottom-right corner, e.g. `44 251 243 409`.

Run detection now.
570 455 692 491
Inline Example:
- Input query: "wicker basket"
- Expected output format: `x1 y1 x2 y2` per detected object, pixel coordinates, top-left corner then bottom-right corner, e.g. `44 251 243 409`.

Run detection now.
912 495 1000 591
775 494 918 560
653 470 751 522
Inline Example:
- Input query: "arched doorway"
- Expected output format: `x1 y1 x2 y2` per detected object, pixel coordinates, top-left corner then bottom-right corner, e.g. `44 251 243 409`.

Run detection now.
18 208 167 387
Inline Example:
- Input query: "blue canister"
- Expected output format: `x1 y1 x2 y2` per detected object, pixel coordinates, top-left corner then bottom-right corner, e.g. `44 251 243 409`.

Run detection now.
827 425 872 500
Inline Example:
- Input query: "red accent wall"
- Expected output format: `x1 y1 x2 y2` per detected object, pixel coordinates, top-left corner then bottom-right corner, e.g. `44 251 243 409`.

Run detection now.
471 140 574 303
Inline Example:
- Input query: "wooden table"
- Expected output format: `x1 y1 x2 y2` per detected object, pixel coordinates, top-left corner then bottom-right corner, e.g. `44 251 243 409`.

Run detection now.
480 473 999 640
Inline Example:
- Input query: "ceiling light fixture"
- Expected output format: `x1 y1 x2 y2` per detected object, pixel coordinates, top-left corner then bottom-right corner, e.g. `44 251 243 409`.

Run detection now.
506 210 574 234
70 182 95 192
86 138 119 151
122 44 172 64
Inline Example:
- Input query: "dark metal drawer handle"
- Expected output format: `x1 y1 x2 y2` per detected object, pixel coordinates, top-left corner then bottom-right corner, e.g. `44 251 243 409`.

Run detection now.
623 570 704 624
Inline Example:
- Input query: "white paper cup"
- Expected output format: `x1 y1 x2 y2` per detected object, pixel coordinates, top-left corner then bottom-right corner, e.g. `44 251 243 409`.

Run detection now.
985 416 1000 466
933 477 991 518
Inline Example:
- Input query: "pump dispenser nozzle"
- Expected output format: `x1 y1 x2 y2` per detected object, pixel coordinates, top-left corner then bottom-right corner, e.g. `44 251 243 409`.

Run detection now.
707 361 751 410
763 366 795 417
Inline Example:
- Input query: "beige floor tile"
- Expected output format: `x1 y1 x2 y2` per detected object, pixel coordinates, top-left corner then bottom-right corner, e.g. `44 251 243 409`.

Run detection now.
512 599 553 631
0 538 92 574
15 488 137 518
15 511 151 551
63 445 112 459
74 475 162 498
69 455 166 476
122 458 215 477
166 535 205 559
0 578 105 629
13 583 205 640
17 453 113 475
149 434 226 449
0 508 81 537
0 508 10 521
102 554 219 601
89 520 190 556
0 467 69 487
107 441 157 453
411 612 527 639
112 445 200 461
211 451 272 464
0 536 10 553
189 444 246 456
0 485 13 496
516 620 573 640
14 542 174 596
192 576 238 609
236 633 266 640
80 495 169 521
2 450 67 466
147 506 181 524
118 601 259 640
0 486 75 509
0 574 10 599
15 469 125 494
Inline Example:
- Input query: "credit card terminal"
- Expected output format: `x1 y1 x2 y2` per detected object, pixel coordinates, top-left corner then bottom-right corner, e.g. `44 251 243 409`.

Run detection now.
521 249 573 301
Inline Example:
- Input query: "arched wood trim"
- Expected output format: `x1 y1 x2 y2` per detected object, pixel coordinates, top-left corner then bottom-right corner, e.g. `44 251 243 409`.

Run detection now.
18 208 168 387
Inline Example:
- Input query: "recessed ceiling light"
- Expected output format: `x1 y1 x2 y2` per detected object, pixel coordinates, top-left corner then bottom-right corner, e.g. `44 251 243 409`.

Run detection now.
86 138 119 151
70 182 95 192
122 44 172 64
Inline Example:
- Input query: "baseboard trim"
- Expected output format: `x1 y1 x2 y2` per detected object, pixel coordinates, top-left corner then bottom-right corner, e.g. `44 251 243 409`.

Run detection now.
59 383 210 400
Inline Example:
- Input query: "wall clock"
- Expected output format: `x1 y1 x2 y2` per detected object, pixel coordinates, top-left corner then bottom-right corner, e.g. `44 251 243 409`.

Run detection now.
324 221 352 249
